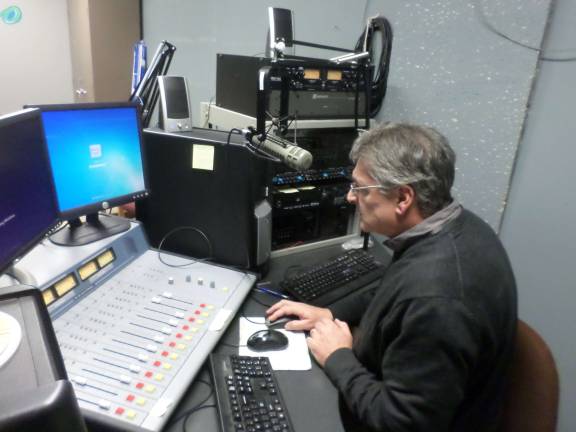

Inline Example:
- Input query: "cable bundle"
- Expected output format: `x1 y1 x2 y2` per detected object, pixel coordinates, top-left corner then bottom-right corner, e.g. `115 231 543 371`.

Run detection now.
355 16 394 117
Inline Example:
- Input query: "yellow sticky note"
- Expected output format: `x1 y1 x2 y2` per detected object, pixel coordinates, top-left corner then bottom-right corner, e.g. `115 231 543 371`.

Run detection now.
192 144 214 171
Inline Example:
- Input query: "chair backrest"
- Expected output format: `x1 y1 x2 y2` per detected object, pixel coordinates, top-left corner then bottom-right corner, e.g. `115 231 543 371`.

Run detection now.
500 319 559 432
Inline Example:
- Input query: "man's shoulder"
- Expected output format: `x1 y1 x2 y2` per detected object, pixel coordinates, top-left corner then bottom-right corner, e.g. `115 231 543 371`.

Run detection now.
389 209 512 300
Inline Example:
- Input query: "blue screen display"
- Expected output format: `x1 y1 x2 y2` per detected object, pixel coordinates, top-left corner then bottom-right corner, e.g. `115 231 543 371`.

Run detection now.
0 110 59 272
41 106 145 213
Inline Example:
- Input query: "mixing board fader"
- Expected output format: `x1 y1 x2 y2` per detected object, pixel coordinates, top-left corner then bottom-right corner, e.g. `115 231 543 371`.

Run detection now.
14 221 256 432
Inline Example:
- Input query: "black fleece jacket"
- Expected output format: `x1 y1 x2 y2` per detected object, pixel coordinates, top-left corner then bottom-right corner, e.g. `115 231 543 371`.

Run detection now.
324 209 517 432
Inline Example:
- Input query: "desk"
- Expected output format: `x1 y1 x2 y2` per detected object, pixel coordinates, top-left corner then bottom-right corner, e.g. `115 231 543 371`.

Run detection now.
161 241 392 432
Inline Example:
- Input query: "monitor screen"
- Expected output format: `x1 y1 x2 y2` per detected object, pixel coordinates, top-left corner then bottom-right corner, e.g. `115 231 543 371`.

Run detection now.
0 109 59 274
35 102 148 246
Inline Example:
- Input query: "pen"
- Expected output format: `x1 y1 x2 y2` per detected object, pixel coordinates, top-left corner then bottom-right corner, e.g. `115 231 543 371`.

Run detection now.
254 286 291 300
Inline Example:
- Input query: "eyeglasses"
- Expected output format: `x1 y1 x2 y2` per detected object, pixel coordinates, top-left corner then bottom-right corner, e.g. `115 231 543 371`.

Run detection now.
349 182 386 196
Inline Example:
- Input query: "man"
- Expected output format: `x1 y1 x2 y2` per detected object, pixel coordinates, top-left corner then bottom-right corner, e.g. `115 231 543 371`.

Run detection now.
267 123 517 431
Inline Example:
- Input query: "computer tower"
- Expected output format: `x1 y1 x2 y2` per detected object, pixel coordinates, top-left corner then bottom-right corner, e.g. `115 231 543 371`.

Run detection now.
136 128 271 271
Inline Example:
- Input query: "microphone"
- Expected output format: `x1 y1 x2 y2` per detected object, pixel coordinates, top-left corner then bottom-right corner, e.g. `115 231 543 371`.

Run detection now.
244 128 313 171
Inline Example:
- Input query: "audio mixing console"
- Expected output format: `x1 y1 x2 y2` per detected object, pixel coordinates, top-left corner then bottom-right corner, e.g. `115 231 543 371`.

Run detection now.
13 219 256 431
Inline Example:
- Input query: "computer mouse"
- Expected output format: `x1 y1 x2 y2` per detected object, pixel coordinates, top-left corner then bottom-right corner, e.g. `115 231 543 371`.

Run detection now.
247 329 289 352
265 315 299 330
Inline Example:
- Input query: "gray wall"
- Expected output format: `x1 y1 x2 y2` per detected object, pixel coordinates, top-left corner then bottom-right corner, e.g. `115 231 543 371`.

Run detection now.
365 0 550 230
500 0 576 429
0 0 73 115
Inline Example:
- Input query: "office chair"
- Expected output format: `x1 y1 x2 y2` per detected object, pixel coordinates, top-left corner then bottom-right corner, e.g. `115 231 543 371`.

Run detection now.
499 319 559 432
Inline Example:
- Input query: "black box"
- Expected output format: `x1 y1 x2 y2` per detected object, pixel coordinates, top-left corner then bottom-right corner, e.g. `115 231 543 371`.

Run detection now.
216 53 367 120
136 128 271 270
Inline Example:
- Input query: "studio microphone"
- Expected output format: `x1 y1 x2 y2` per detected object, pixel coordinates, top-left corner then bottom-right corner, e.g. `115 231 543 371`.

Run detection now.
243 128 313 171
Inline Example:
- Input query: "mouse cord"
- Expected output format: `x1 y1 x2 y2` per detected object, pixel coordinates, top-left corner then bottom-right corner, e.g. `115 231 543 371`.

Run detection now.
163 377 214 430
182 404 216 432
219 341 247 348
218 302 269 348
247 292 274 308
218 293 282 348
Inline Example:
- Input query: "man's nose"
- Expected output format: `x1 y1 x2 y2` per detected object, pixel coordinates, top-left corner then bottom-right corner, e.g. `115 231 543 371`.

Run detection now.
346 189 357 204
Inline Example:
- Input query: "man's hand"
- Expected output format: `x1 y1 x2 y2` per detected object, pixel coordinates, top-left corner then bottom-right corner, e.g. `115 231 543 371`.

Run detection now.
266 299 333 331
307 318 353 367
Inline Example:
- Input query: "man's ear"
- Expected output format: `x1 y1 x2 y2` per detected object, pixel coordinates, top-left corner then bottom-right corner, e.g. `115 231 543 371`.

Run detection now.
395 185 415 216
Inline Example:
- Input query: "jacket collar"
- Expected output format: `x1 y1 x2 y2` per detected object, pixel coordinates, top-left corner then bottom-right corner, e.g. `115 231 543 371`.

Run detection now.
384 200 462 253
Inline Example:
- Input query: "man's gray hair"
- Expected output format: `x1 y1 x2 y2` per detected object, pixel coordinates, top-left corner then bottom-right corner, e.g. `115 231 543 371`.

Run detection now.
350 122 456 217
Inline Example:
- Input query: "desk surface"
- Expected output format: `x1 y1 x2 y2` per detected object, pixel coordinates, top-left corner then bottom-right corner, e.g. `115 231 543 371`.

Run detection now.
160 240 391 432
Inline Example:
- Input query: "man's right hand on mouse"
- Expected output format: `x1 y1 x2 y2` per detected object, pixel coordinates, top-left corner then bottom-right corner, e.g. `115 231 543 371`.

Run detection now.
266 299 333 331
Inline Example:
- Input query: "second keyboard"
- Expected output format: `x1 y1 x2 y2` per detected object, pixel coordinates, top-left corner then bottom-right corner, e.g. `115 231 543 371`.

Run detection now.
279 248 386 306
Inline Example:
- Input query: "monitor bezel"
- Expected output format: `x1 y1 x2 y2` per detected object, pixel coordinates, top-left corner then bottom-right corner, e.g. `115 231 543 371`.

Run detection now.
30 101 150 221
0 108 60 275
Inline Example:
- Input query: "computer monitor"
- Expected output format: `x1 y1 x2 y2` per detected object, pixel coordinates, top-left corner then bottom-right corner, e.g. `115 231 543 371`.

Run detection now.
35 102 148 246
0 109 60 277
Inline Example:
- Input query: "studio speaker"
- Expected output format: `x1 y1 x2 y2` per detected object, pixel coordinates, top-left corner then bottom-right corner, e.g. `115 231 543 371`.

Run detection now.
157 75 192 132
266 7 294 57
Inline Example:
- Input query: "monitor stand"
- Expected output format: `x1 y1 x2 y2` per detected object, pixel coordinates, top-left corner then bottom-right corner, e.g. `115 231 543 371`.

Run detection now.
50 213 130 247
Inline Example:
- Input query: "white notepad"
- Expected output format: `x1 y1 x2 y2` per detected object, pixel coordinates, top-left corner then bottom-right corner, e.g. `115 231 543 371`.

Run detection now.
238 317 312 371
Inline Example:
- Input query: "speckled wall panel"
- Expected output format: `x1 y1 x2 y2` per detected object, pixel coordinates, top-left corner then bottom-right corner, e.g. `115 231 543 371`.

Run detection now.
366 0 553 230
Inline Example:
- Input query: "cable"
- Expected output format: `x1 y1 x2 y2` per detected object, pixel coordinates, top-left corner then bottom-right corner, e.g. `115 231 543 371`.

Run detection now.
226 127 243 146
182 404 216 432
220 341 248 348
204 96 215 128
157 226 214 268
245 139 284 164
247 292 274 308
230 126 283 164
164 378 214 429
472 0 576 62
282 264 307 281
354 15 394 116
217 295 272 348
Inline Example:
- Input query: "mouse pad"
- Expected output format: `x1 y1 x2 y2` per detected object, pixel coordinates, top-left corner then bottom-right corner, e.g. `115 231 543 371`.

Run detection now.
239 317 311 370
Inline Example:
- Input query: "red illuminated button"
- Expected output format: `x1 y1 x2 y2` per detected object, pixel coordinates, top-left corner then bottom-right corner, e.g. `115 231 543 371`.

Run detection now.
126 394 135 402
176 333 183 338
169 342 176 347
115 407 125 415
161 351 169 357
145 371 153 378
200 303 206 308
136 382 144 389
182 325 189 330
153 361 161 367
188 317 195 322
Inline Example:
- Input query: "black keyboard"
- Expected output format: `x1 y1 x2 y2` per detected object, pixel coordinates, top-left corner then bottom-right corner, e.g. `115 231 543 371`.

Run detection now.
209 354 294 432
279 248 386 306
